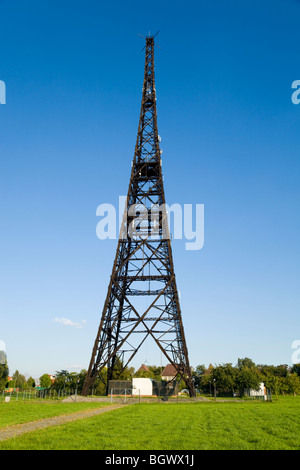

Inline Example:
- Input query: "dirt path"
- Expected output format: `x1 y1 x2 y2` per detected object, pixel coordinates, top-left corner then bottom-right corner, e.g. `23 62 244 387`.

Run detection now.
0 404 126 441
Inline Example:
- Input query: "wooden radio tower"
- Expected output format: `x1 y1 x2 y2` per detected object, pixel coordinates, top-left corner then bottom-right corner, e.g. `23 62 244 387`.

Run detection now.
82 35 195 397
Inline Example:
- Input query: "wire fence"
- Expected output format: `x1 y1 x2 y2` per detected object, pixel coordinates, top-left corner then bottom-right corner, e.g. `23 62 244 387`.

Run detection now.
0 388 81 402
0 388 273 403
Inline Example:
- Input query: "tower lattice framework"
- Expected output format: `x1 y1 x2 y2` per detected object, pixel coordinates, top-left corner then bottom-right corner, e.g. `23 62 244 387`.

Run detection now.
82 36 195 397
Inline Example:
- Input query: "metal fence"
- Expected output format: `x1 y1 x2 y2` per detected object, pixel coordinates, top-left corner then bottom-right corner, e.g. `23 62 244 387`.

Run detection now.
0 388 81 402
0 388 273 403
244 388 273 402
106 389 201 404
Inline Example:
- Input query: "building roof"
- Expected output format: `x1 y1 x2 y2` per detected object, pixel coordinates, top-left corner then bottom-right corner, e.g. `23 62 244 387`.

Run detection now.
162 364 177 377
136 364 150 373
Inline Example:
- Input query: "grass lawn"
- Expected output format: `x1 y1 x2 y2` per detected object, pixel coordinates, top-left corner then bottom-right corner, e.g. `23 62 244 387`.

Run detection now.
0 396 299 450
0 400 111 429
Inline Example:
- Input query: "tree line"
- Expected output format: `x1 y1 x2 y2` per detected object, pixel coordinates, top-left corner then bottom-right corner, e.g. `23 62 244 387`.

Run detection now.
37 359 300 397
193 358 300 397
1 351 300 397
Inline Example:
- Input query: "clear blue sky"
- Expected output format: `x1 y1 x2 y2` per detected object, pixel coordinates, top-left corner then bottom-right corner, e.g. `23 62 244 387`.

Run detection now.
0 0 299 380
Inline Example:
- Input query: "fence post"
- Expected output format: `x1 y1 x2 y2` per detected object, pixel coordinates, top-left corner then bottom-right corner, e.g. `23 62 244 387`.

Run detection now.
111 389 113 404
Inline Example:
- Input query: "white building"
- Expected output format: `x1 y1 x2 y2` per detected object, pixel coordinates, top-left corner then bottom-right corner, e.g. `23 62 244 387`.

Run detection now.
248 382 267 400
132 378 153 396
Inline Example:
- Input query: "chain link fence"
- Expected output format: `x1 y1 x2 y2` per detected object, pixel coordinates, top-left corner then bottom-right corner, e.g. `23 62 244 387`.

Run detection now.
0 387 273 403
1 388 82 402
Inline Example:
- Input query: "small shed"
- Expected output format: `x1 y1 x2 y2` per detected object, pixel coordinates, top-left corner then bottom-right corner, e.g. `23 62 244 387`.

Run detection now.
132 378 153 396
247 382 267 400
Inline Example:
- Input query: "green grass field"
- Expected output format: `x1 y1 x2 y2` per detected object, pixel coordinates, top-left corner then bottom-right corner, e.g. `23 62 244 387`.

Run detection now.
0 400 111 428
0 397 299 450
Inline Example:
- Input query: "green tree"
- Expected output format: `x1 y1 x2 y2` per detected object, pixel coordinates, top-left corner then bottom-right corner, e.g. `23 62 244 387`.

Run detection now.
134 369 154 378
236 366 261 397
92 368 108 396
67 372 81 390
0 360 9 390
39 374 52 388
6 379 15 388
111 356 134 381
148 365 164 380
13 370 27 389
212 364 238 396
237 357 256 369
264 375 284 397
291 364 300 377
199 364 214 395
76 370 87 392
192 364 206 389
53 370 70 390
258 364 289 378
27 377 36 388
285 373 300 395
